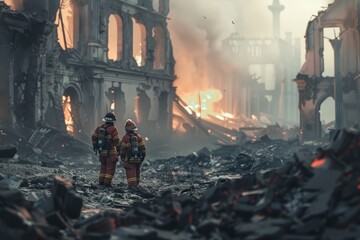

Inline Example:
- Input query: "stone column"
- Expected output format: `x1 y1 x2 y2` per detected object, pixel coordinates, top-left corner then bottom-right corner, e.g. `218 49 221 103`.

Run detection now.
93 76 105 125
87 0 103 61
122 14 133 68
168 86 176 132
268 0 284 39
330 38 343 129
145 22 155 71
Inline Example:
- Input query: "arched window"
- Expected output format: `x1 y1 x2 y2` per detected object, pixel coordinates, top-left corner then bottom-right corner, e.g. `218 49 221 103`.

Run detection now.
319 97 335 135
133 18 147 67
108 14 123 61
62 87 80 136
153 26 165 70
56 0 80 49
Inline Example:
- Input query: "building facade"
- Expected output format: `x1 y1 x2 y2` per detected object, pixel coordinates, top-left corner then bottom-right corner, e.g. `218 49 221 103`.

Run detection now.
222 0 301 125
0 0 175 140
294 0 360 139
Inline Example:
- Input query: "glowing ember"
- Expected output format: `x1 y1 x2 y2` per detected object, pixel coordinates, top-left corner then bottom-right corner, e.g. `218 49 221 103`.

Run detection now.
222 112 234 119
62 95 74 134
135 43 143 66
136 53 142 66
110 101 115 111
251 115 258 121
215 115 225 121
311 158 327 168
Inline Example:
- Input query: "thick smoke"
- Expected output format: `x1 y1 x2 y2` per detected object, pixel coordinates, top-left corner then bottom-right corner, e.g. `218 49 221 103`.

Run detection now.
168 0 334 96
168 0 264 94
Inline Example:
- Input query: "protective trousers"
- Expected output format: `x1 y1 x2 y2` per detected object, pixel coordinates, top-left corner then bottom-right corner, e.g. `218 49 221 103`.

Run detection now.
122 162 140 187
99 156 117 186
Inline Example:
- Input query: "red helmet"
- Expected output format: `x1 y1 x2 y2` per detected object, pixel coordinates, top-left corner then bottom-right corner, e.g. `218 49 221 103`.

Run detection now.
125 119 138 131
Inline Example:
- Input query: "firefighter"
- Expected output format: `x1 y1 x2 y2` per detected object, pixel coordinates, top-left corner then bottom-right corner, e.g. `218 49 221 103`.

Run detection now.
119 119 146 187
91 112 121 187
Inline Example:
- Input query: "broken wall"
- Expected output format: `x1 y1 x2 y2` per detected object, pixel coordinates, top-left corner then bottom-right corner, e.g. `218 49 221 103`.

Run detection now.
295 0 360 139
0 0 175 143
48 0 175 140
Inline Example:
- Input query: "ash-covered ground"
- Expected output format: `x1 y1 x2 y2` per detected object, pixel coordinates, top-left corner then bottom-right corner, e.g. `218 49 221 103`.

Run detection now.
0 132 305 211
1 126 360 240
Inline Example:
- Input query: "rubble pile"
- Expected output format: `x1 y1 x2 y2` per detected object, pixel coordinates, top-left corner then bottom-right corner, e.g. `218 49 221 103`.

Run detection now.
0 176 81 239
112 129 360 239
0 129 359 239
148 137 303 184
0 125 94 166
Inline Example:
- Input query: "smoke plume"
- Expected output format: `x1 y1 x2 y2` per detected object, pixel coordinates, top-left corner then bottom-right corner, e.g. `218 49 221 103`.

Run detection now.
168 0 333 96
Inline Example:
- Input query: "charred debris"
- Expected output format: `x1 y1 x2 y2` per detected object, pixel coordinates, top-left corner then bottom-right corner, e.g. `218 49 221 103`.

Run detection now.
1 126 360 239
0 0 360 239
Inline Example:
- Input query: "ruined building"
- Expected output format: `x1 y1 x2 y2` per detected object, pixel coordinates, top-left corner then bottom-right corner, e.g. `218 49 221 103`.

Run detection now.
222 0 301 125
0 0 175 140
294 0 360 139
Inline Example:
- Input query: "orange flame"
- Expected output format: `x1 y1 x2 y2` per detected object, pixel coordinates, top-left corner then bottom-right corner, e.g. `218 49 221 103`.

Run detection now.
182 89 223 119
62 96 74 134
135 53 142 66
135 42 143 66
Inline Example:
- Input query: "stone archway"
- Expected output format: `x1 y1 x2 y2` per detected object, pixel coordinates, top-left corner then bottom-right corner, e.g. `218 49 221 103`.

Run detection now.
319 97 335 136
135 88 150 124
314 93 334 138
295 76 334 140
62 86 81 136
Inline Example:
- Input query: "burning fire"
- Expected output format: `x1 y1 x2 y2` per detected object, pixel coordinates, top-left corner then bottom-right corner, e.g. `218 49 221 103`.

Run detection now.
62 96 74 134
182 89 223 119
136 53 142 66
110 101 115 111
181 88 236 122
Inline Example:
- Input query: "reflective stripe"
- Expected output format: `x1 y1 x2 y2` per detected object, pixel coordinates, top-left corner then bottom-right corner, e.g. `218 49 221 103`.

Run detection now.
127 177 137 182
121 143 131 147
104 174 113 179
100 150 117 153
99 173 105 177
139 142 145 146
92 133 98 137
113 136 119 140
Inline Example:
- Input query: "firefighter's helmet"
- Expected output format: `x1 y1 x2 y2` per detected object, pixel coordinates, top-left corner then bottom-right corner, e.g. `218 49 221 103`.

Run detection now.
125 119 138 131
103 112 116 123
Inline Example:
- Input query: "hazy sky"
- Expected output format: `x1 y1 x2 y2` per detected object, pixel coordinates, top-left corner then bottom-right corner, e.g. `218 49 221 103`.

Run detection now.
170 0 334 58
168 0 336 121
169 0 336 91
